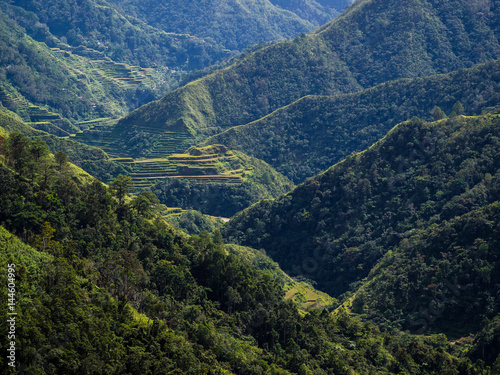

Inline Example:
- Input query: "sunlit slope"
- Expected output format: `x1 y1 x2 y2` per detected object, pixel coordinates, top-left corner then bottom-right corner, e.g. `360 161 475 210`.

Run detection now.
115 0 500 157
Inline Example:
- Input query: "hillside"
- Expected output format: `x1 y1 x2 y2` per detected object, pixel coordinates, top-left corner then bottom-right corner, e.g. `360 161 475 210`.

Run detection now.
224 113 500 338
0 0 235 130
114 0 500 158
63 123 295 213
203 59 500 182
0 110 129 182
2 0 229 70
0 10 165 125
149 145 294 217
350 200 500 336
0 133 487 374
108 0 350 52
270 0 354 25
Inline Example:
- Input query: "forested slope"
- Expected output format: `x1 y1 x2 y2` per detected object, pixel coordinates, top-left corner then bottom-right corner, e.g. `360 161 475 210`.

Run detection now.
115 0 500 157
203 59 500 182
108 0 349 52
0 131 487 374
224 113 500 340
0 0 234 129
2 0 229 69
0 10 164 125
0 110 129 182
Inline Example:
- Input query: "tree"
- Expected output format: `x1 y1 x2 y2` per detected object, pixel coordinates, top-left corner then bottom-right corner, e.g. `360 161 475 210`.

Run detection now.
55 151 69 171
5 132 30 174
450 101 465 117
431 106 446 121
111 175 134 205
132 191 159 217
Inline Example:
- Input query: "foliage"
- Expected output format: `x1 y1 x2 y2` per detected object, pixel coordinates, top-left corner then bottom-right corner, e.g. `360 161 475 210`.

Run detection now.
203 59 500 182
0 111 129 182
2 0 229 70
108 0 348 52
150 149 294 217
0 0 233 128
163 210 225 235
0 133 488 373
224 113 500 337
351 201 500 335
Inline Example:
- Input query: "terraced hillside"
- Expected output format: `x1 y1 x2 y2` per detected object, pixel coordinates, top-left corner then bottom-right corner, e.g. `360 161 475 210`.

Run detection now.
0 86 77 136
71 120 195 159
70 119 126 157
0 10 184 127
0 110 130 183
3 0 230 70
129 146 249 189
50 48 155 88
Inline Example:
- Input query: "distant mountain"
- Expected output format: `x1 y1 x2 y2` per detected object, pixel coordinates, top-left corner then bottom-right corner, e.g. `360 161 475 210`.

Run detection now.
2 0 229 69
115 0 500 158
202 59 500 182
223 112 500 338
108 0 351 52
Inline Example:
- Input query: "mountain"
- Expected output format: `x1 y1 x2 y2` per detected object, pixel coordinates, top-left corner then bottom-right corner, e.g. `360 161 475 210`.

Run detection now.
350 199 500 336
0 10 167 126
0 132 485 374
202 59 500 182
0 0 236 130
223 112 500 337
2 0 229 69
108 0 351 52
113 0 500 158
270 0 354 25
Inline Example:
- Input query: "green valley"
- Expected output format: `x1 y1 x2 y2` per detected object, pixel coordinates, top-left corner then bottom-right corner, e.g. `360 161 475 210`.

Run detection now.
224 112 500 339
1 0 500 372
1 131 487 374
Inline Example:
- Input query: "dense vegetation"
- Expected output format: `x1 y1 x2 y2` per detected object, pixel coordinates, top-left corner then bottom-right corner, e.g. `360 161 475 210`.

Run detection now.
0 0 235 129
351 200 500 336
2 0 229 70
115 0 500 157
0 9 168 124
0 111 129 182
204 59 500 182
1 0 499 371
1 131 490 373
108 0 347 52
224 113 500 341
162 209 225 235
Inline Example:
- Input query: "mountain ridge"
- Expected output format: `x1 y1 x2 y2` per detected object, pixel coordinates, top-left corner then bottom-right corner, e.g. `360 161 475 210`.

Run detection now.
202 58 500 182
114 0 500 158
